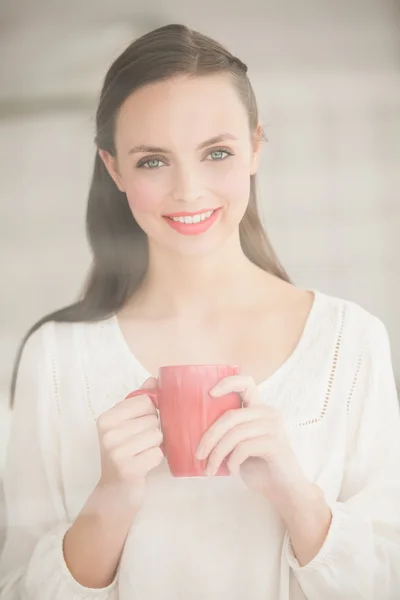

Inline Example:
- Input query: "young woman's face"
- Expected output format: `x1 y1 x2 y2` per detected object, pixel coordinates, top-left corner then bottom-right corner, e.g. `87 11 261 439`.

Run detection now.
100 73 262 256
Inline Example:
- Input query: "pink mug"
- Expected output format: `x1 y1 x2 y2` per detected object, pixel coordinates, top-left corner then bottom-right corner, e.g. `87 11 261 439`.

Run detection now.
126 364 242 477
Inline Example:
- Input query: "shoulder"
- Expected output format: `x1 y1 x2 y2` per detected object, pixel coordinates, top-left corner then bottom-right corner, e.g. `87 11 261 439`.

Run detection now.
314 289 389 344
311 290 395 386
20 317 116 372
22 318 100 350
307 291 396 422
15 317 118 412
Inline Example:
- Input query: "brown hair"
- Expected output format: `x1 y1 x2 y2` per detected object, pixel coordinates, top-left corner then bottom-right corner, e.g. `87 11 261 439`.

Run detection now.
10 23 290 405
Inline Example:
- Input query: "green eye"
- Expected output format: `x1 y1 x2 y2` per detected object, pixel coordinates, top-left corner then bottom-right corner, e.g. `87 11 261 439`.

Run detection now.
210 150 226 160
207 147 233 161
138 158 164 169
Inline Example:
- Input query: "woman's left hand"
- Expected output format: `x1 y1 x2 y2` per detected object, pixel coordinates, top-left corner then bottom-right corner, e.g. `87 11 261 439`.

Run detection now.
196 375 310 499
196 375 333 566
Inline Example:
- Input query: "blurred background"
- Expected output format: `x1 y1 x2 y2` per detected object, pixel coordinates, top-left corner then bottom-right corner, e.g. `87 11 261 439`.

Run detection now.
0 0 399 474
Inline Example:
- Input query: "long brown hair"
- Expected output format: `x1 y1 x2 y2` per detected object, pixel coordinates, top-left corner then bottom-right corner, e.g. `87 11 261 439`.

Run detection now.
10 23 290 406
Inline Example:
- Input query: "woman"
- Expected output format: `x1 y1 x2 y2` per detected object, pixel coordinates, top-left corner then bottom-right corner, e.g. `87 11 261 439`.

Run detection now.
0 23 399 600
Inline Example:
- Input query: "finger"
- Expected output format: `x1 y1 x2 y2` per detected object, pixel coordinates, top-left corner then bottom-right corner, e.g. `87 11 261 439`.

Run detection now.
196 407 267 460
210 375 262 407
226 437 270 476
112 428 163 461
205 421 269 476
142 376 158 389
121 376 159 415
99 393 157 428
101 415 160 449
125 376 158 395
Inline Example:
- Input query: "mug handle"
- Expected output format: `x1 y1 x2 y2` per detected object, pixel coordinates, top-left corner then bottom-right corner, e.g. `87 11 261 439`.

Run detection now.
125 387 164 454
125 387 159 409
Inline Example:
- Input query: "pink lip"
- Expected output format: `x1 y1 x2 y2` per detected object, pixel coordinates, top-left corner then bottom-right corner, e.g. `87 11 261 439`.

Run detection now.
163 208 219 218
163 207 222 236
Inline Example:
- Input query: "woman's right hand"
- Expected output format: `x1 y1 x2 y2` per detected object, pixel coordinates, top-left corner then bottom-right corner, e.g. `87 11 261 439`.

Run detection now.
96 377 163 509
64 377 162 588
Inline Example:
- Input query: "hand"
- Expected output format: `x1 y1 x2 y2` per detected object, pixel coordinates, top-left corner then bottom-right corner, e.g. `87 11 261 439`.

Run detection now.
196 375 333 566
196 375 309 500
96 377 163 509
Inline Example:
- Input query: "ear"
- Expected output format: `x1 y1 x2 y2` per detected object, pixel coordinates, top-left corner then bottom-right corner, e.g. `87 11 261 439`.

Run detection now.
98 149 125 193
250 123 264 175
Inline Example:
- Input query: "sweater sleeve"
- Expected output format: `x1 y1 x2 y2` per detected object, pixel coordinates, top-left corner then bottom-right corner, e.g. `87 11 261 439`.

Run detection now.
284 316 400 600
0 323 117 600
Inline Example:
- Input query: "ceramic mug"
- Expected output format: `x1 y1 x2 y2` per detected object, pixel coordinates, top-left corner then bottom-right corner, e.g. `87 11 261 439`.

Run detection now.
126 364 242 477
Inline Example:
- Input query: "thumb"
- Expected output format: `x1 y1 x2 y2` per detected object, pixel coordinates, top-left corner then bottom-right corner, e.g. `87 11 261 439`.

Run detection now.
140 376 161 413
211 375 260 408
140 376 158 391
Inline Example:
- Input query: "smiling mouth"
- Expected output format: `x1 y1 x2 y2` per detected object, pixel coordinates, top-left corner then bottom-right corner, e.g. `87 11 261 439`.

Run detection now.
164 209 219 224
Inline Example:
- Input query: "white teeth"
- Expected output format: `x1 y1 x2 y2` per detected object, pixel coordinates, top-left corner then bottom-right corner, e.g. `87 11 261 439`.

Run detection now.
170 210 215 224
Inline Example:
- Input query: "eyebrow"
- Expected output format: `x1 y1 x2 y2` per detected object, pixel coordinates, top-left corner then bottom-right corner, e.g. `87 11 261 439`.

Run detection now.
128 133 238 155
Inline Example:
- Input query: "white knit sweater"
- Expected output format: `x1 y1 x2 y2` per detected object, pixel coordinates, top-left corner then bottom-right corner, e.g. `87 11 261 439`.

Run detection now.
1 290 400 600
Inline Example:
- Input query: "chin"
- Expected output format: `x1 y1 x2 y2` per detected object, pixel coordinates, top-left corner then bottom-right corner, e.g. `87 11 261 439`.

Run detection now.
165 235 226 257
167 226 241 258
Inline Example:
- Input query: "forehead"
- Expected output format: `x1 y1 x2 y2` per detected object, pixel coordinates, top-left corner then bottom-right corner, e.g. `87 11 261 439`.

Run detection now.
114 74 249 150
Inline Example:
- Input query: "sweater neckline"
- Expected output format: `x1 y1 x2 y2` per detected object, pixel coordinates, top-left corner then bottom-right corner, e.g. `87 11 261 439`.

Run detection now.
108 288 323 392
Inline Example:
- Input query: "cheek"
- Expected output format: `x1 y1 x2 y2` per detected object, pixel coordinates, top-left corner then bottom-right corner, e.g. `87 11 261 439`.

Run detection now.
217 164 251 209
124 178 162 213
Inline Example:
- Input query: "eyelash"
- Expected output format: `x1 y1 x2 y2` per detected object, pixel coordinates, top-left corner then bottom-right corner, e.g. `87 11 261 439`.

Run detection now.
136 146 234 169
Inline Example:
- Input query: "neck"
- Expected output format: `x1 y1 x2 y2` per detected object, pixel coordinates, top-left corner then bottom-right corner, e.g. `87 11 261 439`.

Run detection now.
133 231 265 318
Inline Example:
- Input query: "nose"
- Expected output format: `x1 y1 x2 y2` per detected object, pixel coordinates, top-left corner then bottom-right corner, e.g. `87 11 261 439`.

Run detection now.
170 164 204 204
